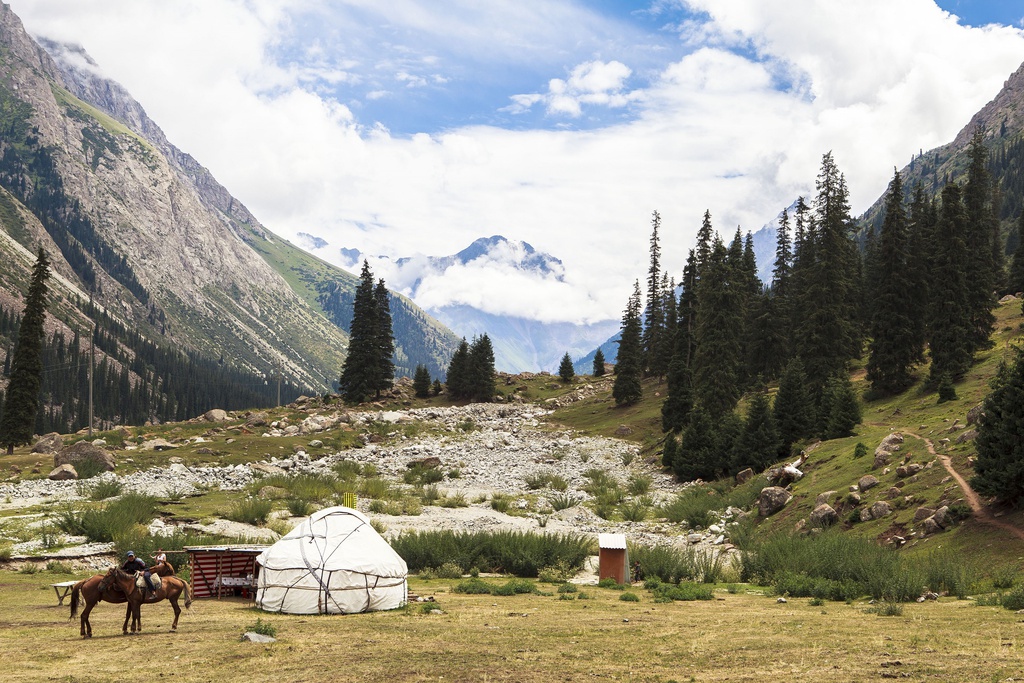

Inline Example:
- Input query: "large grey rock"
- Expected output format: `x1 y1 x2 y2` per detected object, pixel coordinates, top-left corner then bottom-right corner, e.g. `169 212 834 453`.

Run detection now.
920 517 943 536
896 463 923 478
54 441 115 472
873 432 903 470
955 429 978 444
809 503 839 528
203 409 228 422
758 486 792 517
868 501 892 520
32 432 63 455
142 438 178 451
858 475 879 492
913 507 935 522
735 468 754 485
932 505 950 528
966 403 984 426
48 463 78 480
815 490 837 507
241 632 276 643
246 411 269 427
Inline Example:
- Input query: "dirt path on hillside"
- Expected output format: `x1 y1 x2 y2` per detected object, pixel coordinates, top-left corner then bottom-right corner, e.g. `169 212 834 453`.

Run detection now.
906 432 1024 542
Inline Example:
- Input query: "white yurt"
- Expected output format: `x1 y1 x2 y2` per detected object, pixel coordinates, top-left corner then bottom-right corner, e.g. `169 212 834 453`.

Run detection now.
255 506 408 614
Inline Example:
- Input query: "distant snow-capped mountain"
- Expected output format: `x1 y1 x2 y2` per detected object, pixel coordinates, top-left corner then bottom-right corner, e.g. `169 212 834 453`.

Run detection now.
302 234 617 373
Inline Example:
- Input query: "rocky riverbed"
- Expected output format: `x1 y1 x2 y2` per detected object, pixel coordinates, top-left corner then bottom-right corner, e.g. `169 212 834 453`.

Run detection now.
1 402 740 569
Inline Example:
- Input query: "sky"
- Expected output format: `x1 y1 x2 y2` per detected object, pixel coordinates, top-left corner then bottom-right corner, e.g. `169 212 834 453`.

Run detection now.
9 0 1024 325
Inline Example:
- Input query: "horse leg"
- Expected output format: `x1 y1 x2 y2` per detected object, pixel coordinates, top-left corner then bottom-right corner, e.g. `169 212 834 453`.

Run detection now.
170 596 181 631
122 603 131 634
81 602 94 638
133 601 143 634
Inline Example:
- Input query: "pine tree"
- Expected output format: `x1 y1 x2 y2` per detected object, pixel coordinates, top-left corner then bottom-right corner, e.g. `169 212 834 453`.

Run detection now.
661 325 693 433
468 334 496 402
927 183 974 383
642 211 664 377
866 169 918 395
613 281 643 407
773 357 814 458
338 261 381 404
695 210 714 276
972 348 1024 504
693 238 742 418
558 352 575 383
963 130 997 350
794 153 861 401
675 407 716 482
662 431 679 471
734 381 781 473
446 338 471 400
413 364 431 398
820 373 861 439
904 185 933 362
592 348 606 377
0 248 50 454
1008 211 1024 298
371 279 395 397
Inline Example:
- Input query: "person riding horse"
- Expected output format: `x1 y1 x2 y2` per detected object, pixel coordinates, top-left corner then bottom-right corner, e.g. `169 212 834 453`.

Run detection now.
122 551 159 593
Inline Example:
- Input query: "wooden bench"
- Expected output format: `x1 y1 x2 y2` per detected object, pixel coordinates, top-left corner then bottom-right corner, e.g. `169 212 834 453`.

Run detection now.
51 580 78 605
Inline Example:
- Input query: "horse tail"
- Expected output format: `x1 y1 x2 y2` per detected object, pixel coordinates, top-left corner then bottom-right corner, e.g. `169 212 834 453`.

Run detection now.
69 581 81 620
182 580 193 610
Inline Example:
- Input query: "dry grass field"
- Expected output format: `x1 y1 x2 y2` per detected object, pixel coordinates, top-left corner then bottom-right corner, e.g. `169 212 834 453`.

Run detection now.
2 570 1022 683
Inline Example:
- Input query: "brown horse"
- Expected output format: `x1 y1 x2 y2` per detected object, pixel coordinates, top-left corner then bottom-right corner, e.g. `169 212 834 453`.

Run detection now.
70 567 192 637
148 560 176 577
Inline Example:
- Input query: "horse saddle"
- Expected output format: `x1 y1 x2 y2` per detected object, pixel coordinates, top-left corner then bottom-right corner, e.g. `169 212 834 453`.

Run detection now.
135 575 161 595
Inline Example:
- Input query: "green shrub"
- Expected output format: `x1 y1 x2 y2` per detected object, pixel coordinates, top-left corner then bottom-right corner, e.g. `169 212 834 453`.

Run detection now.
660 487 720 529
808 597 824 606
74 458 107 480
333 459 362 480
627 474 652 496
54 493 160 543
577 591 592 600
650 581 714 601
46 560 73 574
1001 585 1024 611
558 593 576 601
628 543 697 584
548 492 579 511
597 577 622 589
453 578 493 594
490 493 513 514
435 562 463 580
619 500 649 523
492 578 537 596
19 563 38 574
246 617 277 637
619 592 640 602
992 565 1018 589
922 549 976 598
946 502 972 524
0 545 11 561
226 498 273 526
359 477 396 500
557 583 578 594
694 548 725 584
391 529 593 578
286 498 315 517
420 485 442 504
440 493 468 508
853 442 868 459
85 478 123 501
869 601 904 617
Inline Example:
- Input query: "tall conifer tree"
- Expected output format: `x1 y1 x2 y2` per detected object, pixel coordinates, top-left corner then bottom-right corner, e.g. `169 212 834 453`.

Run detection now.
613 281 644 406
446 339 471 399
372 279 395 397
866 170 918 395
0 248 50 454
734 381 781 473
468 334 496 402
693 238 742 418
963 130 997 349
927 183 974 383
973 348 1024 504
338 261 387 403
773 357 814 458
592 348 606 377
642 211 664 377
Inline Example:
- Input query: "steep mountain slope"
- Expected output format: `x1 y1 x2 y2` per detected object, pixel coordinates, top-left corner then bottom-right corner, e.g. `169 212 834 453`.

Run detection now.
860 60 1024 232
0 4 458 408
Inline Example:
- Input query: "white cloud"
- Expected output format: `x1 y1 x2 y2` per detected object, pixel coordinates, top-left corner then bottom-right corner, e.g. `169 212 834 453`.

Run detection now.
10 0 1024 327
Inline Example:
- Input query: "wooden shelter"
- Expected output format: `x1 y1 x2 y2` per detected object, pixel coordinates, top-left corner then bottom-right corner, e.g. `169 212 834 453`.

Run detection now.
184 545 269 599
597 533 629 584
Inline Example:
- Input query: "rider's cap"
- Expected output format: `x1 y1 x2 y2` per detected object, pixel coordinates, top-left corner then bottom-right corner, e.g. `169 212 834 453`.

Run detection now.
127 551 135 557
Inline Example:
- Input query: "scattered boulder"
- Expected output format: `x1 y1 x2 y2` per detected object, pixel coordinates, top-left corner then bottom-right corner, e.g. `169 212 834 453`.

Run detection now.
858 475 879 492
809 503 839 528
913 507 935 522
54 441 115 472
873 432 903 470
31 432 63 455
241 632 277 643
735 468 754 485
896 463 923 478
815 490 837 507
758 486 793 517
48 463 78 480
966 403 984 426
868 501 892 520
614 425 633 437
846 491 862 506
247 412 269 427
142 438 178 451
931 505 950 528
920 517 943 536
408 456 442 470
203 409 228 422
955 429 978 444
